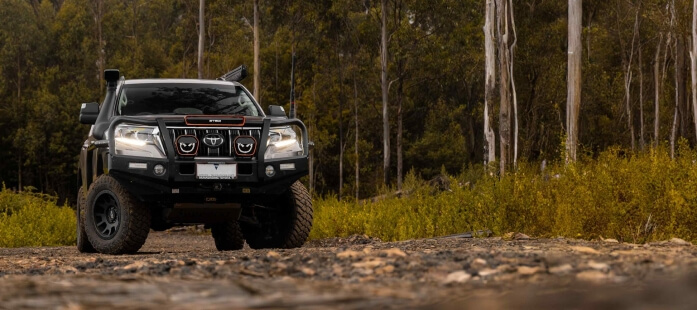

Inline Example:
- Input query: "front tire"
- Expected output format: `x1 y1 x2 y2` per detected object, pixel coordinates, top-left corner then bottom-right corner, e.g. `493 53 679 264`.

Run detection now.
243 181 313 249
76 187 96 253
84 175 151 254
211 221 245 251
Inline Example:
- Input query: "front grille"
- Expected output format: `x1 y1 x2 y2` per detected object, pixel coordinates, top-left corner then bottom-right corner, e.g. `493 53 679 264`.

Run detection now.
168 127 261 158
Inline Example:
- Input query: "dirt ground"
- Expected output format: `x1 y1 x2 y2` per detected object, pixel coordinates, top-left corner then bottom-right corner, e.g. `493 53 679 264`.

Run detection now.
1 231 697 309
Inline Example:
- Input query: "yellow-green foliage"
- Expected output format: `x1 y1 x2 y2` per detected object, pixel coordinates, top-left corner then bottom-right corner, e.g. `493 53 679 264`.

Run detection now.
0 187 76 247
311 146 697 243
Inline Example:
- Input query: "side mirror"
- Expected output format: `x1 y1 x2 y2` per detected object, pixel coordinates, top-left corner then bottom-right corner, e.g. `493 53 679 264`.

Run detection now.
79 102 99 124
268 105 287 117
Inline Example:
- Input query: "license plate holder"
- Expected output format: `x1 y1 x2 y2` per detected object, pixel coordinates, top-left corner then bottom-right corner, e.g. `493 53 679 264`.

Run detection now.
196 163 237 180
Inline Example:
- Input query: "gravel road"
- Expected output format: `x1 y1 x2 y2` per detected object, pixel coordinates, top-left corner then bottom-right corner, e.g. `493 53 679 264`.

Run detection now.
1 231 697 309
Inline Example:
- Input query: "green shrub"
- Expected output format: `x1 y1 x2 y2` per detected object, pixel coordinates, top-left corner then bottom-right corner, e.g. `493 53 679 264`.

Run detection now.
311 146 697 243
0 187 76 248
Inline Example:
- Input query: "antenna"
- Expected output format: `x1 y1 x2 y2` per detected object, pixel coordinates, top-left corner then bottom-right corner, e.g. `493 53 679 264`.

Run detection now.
289 53 296 119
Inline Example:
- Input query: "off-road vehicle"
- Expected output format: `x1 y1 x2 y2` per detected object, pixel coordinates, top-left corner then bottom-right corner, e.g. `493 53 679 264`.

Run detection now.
77 67 312 254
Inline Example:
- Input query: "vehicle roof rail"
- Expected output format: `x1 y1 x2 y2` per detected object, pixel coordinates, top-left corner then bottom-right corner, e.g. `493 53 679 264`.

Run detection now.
217 65 248 82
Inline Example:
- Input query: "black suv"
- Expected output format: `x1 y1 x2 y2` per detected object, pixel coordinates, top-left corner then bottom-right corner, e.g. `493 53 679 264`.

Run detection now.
77 68 312 254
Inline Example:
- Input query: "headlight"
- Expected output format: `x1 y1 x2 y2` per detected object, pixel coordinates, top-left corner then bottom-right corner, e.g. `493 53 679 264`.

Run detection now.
264 126 303 159
113 124 166 158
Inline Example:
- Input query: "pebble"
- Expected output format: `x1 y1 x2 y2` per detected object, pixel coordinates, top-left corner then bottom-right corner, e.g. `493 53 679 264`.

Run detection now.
380 248 407 258
375 265 395 275
570 246 600 255
444 271 471 284
514 233 531 240
576 270 609 282
266 251 281 259
549 264 574 275
669 238 692 246
337 250 363 259
471 258 487 269
517 266 542 275
478 268 499 277
588 261 610 272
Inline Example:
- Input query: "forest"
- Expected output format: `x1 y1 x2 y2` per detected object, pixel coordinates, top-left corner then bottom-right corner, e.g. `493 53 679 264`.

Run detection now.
1 0 696 204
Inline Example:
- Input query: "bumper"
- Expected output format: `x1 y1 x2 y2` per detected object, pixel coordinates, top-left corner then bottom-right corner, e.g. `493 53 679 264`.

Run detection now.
109 154 308 203
104 116 310 204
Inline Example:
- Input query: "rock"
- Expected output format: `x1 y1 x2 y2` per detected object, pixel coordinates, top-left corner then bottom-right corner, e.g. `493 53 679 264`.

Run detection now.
380 248 407 258
352 259 384 269
549 264 574 275
119 261 147 271
375 265 395 275
576 270 609 282
514 233 531 240
669 238 692 246
503 232 515 240
570 246 600 255
471 258 487 269
299 267 315 276
517 266 542 275
444 271 471 284
478 268 499 277
588 261 610 272
603 239 619 243
337 250 363 259
266 251 281 259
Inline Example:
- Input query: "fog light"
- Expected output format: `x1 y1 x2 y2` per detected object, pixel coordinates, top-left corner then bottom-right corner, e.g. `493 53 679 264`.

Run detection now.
265 165 276 177
153 164 166 176
279 163 295 170
129 162 147 169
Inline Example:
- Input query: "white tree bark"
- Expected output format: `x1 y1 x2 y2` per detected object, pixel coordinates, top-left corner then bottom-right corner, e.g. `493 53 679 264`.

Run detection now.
566 0 582 162
654 33 663 147
483 0 496 166
198 0 205 79
253 0 260 102
508 0 519 168
380 0 390 185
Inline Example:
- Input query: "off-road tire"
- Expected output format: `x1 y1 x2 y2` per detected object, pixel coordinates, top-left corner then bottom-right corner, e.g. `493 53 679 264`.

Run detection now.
211 221 245 251
76 187 96 253
243 181 313 249
84 175 151 254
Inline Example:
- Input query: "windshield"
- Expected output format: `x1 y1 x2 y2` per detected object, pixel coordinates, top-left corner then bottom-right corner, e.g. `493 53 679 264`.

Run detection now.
116 83 261 116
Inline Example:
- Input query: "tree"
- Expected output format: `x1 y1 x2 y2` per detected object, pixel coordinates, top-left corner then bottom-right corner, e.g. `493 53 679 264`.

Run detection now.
566 0 582 162
253 0 260 101
483 0 496 167
380 0 390 185
691 0 697 143
497 0 511 174
197 0 205 79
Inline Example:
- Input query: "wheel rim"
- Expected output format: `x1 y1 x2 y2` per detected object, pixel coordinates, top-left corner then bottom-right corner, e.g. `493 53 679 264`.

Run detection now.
92 191 120 240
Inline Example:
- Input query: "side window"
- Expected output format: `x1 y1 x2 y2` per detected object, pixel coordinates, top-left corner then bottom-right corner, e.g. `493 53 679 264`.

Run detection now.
118 90 128 115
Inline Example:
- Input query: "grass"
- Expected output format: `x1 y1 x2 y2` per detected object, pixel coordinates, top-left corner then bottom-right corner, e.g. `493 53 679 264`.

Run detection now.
310 145 697 244
2 145 696 248
0 186 76 248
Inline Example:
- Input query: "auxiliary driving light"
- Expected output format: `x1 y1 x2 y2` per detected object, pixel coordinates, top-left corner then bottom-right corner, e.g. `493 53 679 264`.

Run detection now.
153 164 166 176
265 165 276 177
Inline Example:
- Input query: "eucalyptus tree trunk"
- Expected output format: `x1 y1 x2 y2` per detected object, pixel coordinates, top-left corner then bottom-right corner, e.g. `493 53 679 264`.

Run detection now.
380 0 390 185
623 10 639 151
483 0 496 166
654 33 663 147
691 0 697 143
508 0 519 168
197 0 205 79
566 0 582 162
253 0 260 101
496 0 511 175
354 78 360 200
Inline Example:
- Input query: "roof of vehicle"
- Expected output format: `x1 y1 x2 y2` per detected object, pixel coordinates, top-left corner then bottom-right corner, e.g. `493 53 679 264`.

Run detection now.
123 79 241 86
